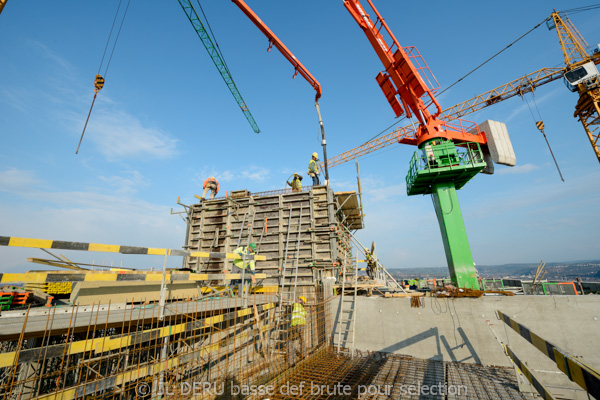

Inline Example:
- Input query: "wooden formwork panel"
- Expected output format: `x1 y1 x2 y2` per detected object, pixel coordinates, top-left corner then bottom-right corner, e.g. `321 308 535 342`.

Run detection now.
183 187 355 287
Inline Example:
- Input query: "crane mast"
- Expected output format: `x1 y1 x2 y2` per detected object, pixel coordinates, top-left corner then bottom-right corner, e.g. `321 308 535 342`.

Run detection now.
344 0 489 289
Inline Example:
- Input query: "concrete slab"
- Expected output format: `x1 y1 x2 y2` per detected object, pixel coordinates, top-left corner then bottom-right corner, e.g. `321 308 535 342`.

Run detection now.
333 295 600 399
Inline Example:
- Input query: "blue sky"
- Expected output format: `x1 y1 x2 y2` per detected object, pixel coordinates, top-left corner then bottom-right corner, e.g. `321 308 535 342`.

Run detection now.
1 1 599 273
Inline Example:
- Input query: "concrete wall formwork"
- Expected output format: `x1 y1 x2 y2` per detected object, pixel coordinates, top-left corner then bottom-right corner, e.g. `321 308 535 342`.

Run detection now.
183 186 356 289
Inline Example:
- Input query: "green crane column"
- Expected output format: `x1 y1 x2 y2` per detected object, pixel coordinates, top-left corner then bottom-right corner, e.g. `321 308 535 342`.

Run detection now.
431 182 480 289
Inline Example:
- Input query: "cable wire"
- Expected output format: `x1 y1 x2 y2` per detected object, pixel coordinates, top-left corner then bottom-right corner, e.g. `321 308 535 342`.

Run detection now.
437 16 549 97
97 0 124 76
522 94 565 182
559 4 600 14
195 0 232 75
103 0 132 78
76 0 131 154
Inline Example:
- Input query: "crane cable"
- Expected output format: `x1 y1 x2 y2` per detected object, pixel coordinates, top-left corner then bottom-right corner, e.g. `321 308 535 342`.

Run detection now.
522 93 565 182
195 0 232 75
76 0 132 154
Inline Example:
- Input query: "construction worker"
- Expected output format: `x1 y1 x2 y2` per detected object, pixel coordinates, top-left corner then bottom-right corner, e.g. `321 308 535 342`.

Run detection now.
307 152 320 186
201 177 219 200
288 295 307 364
232 242 257 285
286 173 303 192
365 248 376 279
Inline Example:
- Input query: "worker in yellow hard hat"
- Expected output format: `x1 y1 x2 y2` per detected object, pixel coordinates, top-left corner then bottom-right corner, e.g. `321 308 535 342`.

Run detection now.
286 173 303 192
307 152 321 186
201 177 219 200
365 247 376 280
288 295 307 364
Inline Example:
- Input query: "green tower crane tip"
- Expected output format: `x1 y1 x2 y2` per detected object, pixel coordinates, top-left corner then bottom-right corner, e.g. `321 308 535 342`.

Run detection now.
178 0 260 133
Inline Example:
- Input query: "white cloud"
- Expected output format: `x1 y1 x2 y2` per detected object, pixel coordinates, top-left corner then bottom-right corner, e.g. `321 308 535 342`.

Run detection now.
85 110 178 161
28 40 77 76
0 168 40 192
504 88 561 123
0 169 184 272
0 88 34 113
496 163 539 175
99 171 149 195
193 169 235 187
241 166 270 182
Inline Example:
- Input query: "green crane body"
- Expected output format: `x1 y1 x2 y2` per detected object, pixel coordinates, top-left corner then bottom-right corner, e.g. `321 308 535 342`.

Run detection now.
344 0 490 289
177 0 260 133
406 139 485 289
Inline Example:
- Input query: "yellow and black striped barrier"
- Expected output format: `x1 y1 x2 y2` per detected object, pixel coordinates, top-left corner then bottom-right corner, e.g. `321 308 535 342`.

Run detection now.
504 345 555 400
498 310 600 398
0 236 265 261
0 302 276 369
0 271 270 284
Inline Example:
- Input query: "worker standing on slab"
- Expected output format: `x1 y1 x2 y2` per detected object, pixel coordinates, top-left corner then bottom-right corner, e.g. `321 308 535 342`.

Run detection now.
365 248 376 280
288 296 307 364
286 173 303 192
201 177 219 200
232 242 257 286
308 152 320 186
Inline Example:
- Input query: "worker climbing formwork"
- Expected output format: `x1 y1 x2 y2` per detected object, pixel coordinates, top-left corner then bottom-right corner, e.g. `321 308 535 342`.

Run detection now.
201 177 220 200
287 295 307 364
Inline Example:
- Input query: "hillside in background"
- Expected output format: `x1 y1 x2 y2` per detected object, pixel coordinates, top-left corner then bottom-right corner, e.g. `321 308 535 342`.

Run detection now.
387 260 600 281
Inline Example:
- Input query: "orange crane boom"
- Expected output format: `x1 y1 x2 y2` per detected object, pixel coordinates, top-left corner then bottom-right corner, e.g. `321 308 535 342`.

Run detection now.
325 10 600 170
231 0 330 181
231 0 321 101
324 67 566 169
343 0 486 147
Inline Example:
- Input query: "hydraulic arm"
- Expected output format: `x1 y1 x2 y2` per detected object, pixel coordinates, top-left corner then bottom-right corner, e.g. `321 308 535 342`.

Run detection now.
231 0 330 182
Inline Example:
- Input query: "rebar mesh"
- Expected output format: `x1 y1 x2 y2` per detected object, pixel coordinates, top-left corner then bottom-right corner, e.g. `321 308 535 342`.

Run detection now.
0 290 331 399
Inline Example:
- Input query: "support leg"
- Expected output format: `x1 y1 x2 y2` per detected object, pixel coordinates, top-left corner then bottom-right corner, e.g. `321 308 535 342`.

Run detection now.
431 182 480 289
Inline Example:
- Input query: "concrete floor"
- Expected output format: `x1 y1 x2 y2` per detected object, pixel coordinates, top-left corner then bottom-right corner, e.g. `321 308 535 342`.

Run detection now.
333 294 600 399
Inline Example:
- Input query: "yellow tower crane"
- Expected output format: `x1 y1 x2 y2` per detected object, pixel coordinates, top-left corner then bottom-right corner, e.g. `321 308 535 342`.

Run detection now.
550 11 600 162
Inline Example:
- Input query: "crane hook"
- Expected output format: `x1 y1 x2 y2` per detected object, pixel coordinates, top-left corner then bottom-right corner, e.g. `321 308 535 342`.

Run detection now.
94 74 105 93
76 75 105 154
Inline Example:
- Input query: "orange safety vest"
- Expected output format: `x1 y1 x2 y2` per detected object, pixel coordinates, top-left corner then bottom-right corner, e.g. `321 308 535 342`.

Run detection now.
203 177 219 194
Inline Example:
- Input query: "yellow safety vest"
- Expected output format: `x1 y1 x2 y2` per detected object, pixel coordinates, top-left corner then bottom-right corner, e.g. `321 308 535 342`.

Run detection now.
291 303 306 326
232 246 255 272
292 177 302 191
308 159 319 175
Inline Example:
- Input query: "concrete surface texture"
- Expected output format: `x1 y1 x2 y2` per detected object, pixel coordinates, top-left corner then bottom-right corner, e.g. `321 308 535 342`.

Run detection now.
333 295 600 399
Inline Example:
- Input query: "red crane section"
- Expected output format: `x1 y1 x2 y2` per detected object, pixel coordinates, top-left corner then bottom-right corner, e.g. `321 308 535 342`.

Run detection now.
344 0 486 147
231 0 322 101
